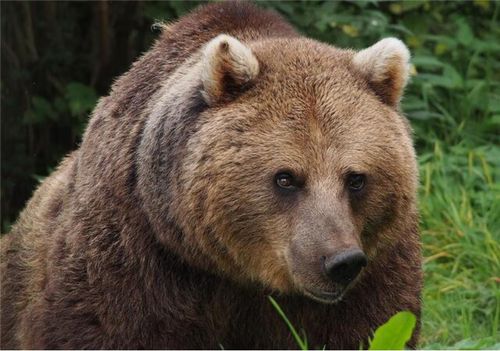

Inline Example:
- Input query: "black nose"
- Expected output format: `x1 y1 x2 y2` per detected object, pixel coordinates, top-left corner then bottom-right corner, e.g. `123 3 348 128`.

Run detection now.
323 249 367 286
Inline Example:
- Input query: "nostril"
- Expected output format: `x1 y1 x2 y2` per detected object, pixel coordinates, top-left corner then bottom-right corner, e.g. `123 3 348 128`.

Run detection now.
323 249 367 286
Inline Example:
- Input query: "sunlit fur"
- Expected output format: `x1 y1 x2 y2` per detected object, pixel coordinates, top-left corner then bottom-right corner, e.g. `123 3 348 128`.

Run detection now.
352 37 411 106
201 34 260 105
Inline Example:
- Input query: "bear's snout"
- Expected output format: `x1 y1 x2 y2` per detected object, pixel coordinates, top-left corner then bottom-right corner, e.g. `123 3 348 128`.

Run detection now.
323 249 367 286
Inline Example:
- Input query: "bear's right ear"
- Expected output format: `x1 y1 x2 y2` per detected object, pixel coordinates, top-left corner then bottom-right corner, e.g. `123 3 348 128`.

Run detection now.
201 34 260 105
352 38 411 107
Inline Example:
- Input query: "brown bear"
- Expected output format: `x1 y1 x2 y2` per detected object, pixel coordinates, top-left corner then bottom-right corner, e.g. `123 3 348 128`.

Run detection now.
1 2 422 349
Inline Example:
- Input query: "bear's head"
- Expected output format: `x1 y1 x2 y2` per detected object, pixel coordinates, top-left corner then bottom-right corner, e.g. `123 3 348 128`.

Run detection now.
138 34 418 303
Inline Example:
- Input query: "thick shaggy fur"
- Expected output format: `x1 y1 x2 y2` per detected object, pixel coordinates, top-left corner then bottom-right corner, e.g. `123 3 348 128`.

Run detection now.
1 2 422 349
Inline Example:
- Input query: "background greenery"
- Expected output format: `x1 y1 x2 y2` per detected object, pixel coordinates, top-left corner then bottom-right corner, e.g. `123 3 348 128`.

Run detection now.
1 1 499 348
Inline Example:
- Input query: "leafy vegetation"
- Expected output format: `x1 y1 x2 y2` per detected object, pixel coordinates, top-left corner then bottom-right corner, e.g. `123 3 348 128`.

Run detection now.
1 1 499 348
269 296 417 350
368 311 416 350
268 296 417 350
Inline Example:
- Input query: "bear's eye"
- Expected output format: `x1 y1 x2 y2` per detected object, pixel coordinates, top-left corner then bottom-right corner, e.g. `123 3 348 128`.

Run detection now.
347 173 365 192
275 172 297 190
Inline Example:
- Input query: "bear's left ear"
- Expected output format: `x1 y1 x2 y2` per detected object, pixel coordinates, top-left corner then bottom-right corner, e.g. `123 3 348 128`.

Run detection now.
201 34 260 105
352 38 410 107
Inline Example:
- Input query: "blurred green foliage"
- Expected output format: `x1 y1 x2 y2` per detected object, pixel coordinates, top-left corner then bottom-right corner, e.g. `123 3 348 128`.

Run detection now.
270 296 418 350
368 311 416 350
1 1 499 348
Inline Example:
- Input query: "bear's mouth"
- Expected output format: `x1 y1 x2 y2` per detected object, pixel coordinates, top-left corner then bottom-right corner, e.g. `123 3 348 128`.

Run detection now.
303 288 344 304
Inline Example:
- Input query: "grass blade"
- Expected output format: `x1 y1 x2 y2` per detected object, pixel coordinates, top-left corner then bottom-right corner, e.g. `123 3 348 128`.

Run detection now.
268 295 308 350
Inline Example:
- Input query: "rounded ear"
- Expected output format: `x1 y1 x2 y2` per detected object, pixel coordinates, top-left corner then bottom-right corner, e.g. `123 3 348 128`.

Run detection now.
352 38 411 107
201 34 260 105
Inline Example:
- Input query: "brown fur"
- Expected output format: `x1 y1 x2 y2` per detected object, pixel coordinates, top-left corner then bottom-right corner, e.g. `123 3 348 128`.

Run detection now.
1 2 422 349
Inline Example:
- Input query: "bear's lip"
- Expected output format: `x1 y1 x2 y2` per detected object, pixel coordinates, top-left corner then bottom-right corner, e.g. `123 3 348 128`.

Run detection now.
303 288 344 304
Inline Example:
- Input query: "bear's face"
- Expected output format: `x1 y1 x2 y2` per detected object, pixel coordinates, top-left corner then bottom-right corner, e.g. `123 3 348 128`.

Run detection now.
138 36 418 303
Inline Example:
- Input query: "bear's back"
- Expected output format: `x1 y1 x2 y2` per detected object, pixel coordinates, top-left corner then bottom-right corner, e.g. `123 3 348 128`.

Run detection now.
0 3 298 348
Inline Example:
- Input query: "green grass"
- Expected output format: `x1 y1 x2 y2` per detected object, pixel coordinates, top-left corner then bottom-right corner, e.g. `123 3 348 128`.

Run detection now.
397 3 500 347
407 10 500 344
269 296 309 350
418 143 500 348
